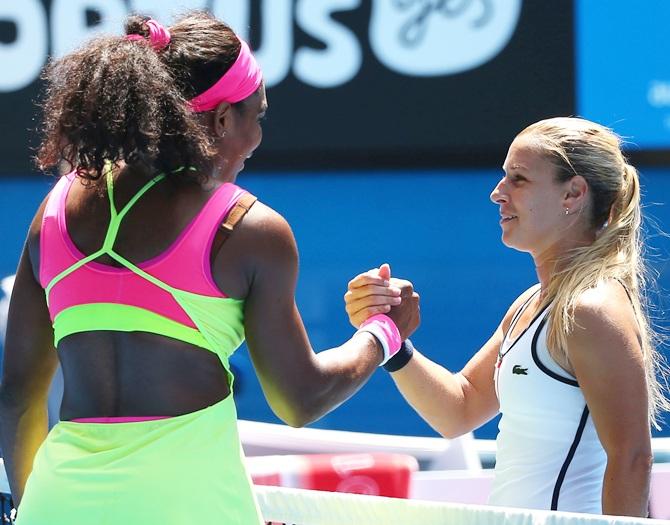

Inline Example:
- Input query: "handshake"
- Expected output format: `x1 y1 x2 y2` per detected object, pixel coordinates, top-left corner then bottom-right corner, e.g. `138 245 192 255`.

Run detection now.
344 263 420 343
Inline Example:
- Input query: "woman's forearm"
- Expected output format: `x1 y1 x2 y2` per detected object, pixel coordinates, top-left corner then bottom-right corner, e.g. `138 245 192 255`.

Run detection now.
389 351 472 439
601 452 652 517
0 399 49 506
255 332 383 428
295 333 384 426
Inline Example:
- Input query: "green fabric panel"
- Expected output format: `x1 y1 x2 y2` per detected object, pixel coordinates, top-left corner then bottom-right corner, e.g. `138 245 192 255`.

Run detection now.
53 303 211 350
172 291 245 386
99 251 248 369
16 395 264 524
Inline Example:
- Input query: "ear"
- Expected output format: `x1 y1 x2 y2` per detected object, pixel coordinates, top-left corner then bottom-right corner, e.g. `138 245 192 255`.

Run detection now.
563 175 589 211
212 101 233 138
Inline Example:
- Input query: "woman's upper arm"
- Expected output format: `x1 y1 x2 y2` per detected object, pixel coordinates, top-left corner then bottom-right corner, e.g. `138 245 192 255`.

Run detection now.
566 285 651 457
1 200 58 407
236 204 319 405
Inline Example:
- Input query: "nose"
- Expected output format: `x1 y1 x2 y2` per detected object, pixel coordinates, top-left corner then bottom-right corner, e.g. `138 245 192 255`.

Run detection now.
490 177 508 205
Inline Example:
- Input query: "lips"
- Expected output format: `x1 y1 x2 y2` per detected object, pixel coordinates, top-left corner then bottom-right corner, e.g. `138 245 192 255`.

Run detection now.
500 213 518 224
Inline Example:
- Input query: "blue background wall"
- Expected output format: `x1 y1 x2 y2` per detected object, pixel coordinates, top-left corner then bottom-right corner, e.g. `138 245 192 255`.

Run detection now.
577 1 670 148
1 169 669 439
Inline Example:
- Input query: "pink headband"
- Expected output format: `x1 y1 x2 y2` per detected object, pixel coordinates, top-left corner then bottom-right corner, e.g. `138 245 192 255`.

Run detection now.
188 40 263 112
126 19 171 51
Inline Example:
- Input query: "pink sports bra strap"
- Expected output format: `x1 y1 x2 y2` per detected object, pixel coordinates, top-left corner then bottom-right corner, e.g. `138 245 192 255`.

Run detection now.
156 183 248 294
39 174 76 288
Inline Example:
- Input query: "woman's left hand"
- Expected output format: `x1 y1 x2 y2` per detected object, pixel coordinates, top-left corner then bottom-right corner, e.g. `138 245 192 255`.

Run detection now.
344 263 403 328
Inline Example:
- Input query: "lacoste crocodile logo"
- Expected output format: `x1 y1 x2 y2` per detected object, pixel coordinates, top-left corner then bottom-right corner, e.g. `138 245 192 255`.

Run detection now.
512 365 528 375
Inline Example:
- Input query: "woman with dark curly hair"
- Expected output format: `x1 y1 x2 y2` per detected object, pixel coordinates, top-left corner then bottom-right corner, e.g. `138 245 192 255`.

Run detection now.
0 12 419 524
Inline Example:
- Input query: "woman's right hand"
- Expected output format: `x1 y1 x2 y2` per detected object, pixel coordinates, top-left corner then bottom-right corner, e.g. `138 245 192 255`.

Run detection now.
344 263 420 341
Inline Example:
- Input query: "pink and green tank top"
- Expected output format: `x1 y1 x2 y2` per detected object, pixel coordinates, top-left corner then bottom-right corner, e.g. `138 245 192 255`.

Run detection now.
39 165 250 385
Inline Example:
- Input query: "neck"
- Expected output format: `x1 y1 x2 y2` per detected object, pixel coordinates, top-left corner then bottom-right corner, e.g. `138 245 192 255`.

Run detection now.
532 231 596 297
209 154 238 184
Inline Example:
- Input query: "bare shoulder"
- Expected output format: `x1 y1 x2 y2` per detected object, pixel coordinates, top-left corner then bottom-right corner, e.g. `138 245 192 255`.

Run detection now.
240 200 291 233
572 280 638 336
228 200 299 284
236 200 297 254
567 280 642 364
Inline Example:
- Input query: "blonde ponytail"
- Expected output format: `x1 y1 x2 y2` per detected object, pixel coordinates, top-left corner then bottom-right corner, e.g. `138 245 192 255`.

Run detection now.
519 118 670 428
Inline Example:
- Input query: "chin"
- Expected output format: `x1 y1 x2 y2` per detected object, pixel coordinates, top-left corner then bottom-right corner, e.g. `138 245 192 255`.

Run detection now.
234 160 246 175
501 233 532 253
501 231 515 248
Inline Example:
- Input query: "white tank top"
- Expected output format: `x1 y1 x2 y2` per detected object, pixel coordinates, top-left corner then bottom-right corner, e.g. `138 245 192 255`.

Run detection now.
489 286 607 514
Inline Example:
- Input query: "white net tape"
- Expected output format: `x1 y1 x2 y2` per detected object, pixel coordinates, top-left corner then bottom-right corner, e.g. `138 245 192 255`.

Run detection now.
255 486 667 525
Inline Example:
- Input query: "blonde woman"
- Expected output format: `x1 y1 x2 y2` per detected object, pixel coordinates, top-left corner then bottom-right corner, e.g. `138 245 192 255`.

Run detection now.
345 117 668 517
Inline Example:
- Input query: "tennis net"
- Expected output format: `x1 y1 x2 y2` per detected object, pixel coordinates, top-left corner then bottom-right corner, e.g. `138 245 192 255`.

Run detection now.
256 485 665 525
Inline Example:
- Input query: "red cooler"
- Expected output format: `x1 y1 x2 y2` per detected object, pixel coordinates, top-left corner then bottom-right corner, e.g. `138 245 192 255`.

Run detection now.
248 453 417 499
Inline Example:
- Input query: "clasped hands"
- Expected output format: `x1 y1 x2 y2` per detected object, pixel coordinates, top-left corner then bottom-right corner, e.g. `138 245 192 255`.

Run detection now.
344 263 420 341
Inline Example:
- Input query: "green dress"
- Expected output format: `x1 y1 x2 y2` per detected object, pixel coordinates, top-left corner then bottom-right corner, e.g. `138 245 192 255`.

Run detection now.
17 167 264 524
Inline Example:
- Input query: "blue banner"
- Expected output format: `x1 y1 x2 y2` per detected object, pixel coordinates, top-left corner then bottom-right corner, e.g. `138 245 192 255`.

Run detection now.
577 0 670 149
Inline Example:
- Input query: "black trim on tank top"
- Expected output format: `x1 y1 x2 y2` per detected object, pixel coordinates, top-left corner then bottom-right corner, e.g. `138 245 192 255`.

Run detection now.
499 289 546 362
613 277 633 304
551 405 590 510
495 289 541 399
531 317 579 387
505 291 537 339
495 289 546 400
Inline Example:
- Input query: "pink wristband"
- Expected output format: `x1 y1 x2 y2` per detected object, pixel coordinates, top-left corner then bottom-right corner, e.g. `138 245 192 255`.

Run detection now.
357 314 402 366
